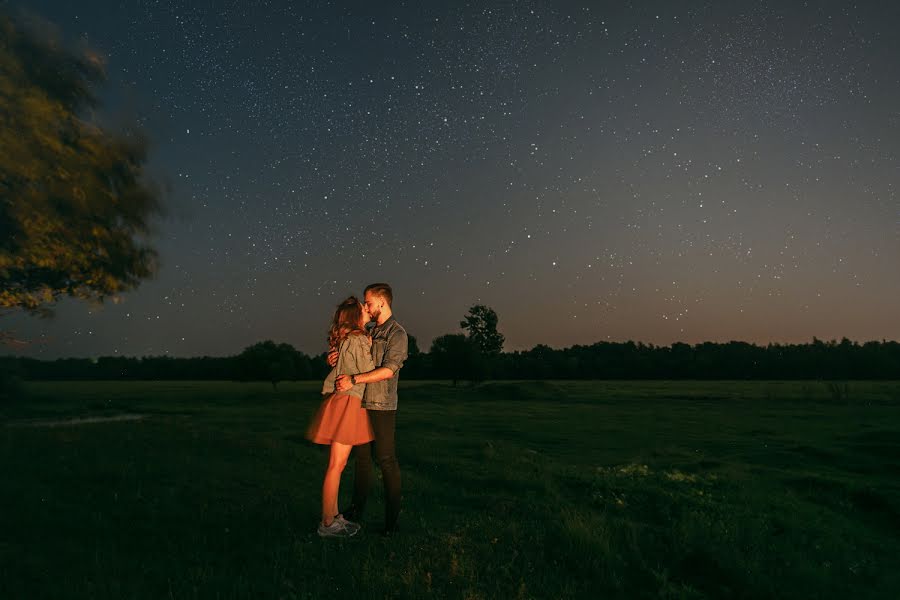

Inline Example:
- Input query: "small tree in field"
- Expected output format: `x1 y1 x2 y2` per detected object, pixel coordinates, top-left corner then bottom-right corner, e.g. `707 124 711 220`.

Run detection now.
459 305 504 381
430 334 478 386
460 305 504 356
237 341 298 390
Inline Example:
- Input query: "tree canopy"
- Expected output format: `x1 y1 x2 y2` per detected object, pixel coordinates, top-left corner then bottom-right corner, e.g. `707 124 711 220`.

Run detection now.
236 341 307 389
429 333 478 386
0 12 161 316
460 304 504 356
6 337 899 383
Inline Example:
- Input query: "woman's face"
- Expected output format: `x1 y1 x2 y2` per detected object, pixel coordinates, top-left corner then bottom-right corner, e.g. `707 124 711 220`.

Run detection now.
359 304 371 328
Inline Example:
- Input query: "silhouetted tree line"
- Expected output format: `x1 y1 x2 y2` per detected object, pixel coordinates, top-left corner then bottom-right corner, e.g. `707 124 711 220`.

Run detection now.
2 337 899 384
0 341 331 386
479 338 900 381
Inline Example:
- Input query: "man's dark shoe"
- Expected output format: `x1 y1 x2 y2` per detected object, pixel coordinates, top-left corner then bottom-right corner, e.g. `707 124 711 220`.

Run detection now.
380 524 400 538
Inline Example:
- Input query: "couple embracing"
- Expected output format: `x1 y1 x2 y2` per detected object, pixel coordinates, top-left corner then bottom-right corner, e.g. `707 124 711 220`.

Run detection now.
305 283 408 538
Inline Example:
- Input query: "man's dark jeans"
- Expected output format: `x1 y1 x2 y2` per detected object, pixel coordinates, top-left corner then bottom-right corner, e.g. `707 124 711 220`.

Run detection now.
350 409 401 530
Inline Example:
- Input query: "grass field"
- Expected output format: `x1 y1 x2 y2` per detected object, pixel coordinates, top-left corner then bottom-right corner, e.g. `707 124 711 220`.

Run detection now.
2 380 899 599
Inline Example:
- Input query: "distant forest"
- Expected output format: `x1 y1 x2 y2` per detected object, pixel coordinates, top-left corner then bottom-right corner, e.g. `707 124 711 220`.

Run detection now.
3 337 899 383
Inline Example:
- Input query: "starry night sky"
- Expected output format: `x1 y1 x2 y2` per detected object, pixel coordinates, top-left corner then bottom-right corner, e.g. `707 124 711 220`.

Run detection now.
6 0 900 358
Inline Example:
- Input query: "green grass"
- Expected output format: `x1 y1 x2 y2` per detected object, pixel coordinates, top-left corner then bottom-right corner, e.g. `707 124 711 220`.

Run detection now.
2 380 899 599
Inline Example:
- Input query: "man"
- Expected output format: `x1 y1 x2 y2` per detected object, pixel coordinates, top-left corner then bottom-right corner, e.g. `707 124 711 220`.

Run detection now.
332 282 408 535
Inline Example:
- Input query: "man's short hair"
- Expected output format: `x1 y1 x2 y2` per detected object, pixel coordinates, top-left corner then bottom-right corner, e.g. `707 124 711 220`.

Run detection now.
364 283 393 306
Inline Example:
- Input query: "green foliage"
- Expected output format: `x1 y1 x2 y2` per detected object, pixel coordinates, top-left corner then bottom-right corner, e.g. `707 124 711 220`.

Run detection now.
4 337 900 381
429 333 479 385
1 380 899 598
0 12 161 315
460 304 504 356
236 340 300 389
407 333 421 356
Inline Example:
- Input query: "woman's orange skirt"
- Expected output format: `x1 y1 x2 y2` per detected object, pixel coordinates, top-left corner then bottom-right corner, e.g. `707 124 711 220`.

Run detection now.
306 392 374 446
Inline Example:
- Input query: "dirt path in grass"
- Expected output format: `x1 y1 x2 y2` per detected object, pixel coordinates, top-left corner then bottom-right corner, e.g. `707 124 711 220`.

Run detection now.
6 414 148 427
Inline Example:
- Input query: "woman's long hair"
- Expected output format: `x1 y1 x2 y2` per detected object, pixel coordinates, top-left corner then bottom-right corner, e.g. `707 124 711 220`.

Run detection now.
328 296 366 350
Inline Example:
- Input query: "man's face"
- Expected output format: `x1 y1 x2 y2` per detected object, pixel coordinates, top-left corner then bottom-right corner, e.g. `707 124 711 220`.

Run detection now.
364 292 382 322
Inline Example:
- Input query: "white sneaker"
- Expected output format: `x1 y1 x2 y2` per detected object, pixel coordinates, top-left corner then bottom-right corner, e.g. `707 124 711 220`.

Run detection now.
317 518 356 538
335 514 361 534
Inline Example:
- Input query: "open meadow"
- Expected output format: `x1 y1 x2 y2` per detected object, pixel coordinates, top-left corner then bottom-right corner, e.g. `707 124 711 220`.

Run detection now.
2 380 899 599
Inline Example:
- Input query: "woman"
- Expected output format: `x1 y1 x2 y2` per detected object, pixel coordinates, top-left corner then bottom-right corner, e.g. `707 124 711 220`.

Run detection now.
306 296 375 537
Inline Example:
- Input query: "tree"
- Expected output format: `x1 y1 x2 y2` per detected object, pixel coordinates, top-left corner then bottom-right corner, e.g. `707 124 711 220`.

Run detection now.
402 333 427 379
429 334 478 386
407 334 421 357
460 305 504 356
0 12 161 317
458 305 504 381
237 341 298 390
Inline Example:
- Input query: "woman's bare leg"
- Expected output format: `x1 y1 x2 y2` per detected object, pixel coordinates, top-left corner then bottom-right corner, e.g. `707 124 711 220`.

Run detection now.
322 441 353 525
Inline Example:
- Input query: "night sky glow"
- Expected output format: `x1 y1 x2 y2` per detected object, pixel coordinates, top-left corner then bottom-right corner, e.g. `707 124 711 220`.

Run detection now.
7 0 900 358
